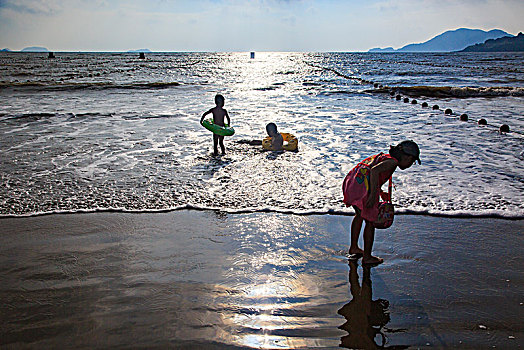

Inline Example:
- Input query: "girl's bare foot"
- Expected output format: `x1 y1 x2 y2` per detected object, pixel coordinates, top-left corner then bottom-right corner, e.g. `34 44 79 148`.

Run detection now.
348 247 364 255
362 256 384 265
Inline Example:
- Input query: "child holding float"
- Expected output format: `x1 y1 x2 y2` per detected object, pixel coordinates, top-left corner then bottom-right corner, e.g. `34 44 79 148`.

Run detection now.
342 140 420 265
200 94 232 156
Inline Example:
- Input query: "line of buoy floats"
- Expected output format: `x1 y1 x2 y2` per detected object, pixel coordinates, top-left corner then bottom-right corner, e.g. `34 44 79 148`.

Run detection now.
365 79 512 134
307 63 515 134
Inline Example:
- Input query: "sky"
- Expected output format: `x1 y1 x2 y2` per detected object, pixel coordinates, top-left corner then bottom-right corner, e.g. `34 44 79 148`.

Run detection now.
0 0 522 52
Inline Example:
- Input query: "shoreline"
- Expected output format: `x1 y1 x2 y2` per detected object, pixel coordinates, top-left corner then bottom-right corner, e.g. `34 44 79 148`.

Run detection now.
1 210 522 348
1 205 523 220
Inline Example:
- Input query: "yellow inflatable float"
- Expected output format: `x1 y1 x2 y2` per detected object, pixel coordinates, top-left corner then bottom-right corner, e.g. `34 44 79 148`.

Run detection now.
262 133 298 151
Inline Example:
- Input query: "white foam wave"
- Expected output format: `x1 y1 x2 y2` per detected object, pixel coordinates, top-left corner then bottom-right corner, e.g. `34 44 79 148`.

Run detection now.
1 205 522 220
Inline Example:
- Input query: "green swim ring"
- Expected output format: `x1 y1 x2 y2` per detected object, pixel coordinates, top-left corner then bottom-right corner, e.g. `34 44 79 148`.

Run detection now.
201 119 235 136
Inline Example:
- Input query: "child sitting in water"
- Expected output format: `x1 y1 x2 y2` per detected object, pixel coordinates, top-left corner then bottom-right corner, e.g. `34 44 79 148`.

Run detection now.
342 140 420 265
200 94 231 156
265 122 283 151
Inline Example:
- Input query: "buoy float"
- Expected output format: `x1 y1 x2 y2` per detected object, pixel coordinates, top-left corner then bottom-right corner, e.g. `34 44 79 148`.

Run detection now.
445 108 452 115
390 91 395 96
396 95 401 100
403 98 410 103
460 114 468 121
262 133 298 151
411 99 417 104
374 83 379 88
478 118 487 125
432 105 439 110
421 102 428 107
499 124 510 133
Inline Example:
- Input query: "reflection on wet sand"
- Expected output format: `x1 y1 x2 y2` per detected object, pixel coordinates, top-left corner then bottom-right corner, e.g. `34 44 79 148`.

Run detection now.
338 261 409 349
218 214 338 349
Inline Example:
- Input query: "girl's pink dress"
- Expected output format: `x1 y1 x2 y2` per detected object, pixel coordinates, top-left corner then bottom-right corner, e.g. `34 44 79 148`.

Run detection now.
342 153 395 222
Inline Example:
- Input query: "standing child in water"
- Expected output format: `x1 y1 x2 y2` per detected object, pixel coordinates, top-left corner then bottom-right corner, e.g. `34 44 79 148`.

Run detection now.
200 94 231 156
342 140 420 265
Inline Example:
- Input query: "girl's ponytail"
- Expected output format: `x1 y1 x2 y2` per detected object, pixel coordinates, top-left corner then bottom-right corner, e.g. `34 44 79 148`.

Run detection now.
389 144 403 161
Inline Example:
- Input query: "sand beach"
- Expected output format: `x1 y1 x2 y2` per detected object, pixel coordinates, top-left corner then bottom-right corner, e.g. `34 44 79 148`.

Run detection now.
1 211 522 349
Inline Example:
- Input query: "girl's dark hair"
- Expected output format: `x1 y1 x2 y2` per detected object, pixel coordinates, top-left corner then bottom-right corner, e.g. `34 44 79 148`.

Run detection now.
389 144 405 161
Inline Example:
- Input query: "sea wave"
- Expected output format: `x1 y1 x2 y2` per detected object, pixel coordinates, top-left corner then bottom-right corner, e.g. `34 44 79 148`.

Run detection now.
1 112 110 122
0 81 181 91
0 112 183 122
382 86 524 98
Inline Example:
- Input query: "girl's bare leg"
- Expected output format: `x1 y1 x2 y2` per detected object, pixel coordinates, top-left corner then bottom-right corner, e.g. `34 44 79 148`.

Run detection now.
362 220 383 265
349 208 364 255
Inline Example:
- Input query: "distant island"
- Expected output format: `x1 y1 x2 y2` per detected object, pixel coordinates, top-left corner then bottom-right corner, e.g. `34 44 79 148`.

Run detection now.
369 47 395 53
21 46 49 52
461 32 524 52
369 28 512 52
127 49 151 53
1 48 11 52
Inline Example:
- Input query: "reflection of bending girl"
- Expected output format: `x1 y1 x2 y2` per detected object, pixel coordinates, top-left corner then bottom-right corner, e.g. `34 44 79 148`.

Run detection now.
338 262 404 349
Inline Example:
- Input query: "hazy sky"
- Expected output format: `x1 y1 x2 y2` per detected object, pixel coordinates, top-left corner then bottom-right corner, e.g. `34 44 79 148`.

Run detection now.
0 0 522 51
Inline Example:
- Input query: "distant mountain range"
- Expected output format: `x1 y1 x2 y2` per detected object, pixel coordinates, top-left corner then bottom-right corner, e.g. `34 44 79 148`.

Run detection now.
369 28 512 52
21 46 50 52
461 32 524 52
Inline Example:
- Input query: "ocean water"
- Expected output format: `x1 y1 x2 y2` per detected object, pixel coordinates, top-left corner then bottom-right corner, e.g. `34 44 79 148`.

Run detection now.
1 52 523 218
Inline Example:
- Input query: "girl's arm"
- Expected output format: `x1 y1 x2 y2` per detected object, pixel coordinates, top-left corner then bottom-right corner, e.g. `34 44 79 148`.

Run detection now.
365 159 397 208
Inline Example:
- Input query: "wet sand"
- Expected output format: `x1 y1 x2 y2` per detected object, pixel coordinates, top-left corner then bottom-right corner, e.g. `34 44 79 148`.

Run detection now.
1 211 522 349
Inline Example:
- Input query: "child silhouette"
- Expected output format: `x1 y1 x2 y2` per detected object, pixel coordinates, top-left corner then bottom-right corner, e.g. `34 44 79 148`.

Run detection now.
200 94 231 156
265 123 284 151
342 140 420 265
